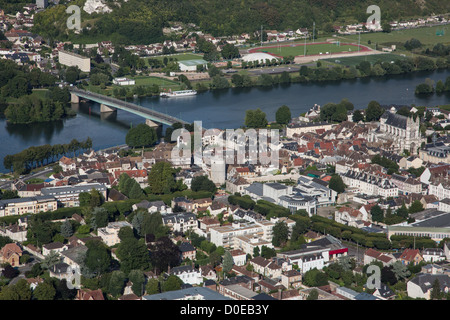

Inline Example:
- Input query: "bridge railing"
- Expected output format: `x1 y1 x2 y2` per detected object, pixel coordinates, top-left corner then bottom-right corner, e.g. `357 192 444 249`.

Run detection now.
70 88 189 125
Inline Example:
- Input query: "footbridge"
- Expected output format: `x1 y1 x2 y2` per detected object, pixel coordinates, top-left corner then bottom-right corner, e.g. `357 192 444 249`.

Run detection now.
69 87 190 128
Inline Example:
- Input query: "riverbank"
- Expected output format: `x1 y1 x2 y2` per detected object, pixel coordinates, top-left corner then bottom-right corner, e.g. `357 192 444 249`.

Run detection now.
85 50 450 101
1 67 450 174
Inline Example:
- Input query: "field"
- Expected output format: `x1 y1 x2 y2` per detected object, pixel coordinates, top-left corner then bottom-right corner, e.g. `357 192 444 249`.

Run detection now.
250 42 368 58
149 53 204 62
131 76 179 88
337 26 450 48
322 53 409 67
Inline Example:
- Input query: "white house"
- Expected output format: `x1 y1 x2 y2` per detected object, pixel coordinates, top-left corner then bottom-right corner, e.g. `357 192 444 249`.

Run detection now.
407 273 450 299
422 248 446 263
97 221 132 247
113 77 135 86
169 265 203 285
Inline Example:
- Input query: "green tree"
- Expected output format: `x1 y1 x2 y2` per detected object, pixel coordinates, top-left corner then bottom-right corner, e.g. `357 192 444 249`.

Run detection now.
148 236 181 273
329 174 346 194
352 109 365 122
409 200 424 214
161 275 183 292
221 43 240 59
128 182 145 199
147 161 177 195
108 270 127 297
191 175 217 193
307 288 319 300
128 269 146 296
125 123 157 148
89 188 103 208
272 221 289 247
41 251 61 270
222 250 234 273
391 261 411 281
33 281 56 300
430 279 442 300
275 105 291 125
0 279 32 300
60 218 73 238
83 239 112 276
370 205 384 222
145 278 160 295
116 237 150 274
90 207 110 230
365 100 384 122
245 108 268 128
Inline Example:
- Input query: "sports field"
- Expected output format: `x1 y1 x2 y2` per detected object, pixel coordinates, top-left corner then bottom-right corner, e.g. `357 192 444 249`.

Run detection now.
322 53 409 67
337 26 450 48
250 42 369 58
152 53 204 62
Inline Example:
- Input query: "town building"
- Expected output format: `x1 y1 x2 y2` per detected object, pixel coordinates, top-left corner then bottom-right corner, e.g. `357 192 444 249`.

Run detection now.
407 273 450 299
58 50 91 73
0 196 57 217
178 59 208 72
377 111 422 155
112 77 135 86
97 221 133 246
40 183 108 207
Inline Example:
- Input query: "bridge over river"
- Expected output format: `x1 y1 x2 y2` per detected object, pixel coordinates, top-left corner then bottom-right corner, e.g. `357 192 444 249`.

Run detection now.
69 87 190 128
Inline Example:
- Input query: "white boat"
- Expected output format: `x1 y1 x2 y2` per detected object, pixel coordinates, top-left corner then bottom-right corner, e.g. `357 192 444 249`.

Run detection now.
160 89 197 97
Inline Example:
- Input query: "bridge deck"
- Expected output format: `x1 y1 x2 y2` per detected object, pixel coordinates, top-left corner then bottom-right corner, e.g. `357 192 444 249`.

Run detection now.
70 88 189 126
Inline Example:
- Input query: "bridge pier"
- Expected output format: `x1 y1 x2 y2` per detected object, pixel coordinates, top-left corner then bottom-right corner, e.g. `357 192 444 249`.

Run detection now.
71 93 80 104
100 104 116 113
146 119 163 138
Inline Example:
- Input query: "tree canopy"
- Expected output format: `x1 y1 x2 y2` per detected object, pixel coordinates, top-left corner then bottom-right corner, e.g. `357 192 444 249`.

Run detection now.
125 123 158 148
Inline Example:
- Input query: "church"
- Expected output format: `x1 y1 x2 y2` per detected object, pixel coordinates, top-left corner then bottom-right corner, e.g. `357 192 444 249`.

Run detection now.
377 109 422 155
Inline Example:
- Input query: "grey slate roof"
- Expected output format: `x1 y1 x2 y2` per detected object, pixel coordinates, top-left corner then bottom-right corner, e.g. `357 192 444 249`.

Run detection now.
409 273 450 293
381 111 408 129
143 286 231 300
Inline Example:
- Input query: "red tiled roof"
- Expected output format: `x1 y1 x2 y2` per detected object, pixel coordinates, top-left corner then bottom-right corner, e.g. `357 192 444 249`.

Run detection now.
400 249 420 262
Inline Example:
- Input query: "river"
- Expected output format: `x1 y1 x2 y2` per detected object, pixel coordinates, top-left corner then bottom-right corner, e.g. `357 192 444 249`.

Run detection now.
0 69 449 173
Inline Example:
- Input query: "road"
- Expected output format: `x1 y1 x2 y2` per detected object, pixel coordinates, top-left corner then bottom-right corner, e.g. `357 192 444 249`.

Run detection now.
0 167 53 191
70 88 190 126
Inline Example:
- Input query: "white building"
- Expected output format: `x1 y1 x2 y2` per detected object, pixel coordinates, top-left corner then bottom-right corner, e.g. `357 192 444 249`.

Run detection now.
209 220 274 250
277 247 328 273
162 212 197 234
422 248 446 263
407 273 450 299
113 77 135 86
97 221 132 246
378 111 422 155
438 199 450 213
169 265 203 285
341 170 398 198
58 50 91 73
178 59 208 72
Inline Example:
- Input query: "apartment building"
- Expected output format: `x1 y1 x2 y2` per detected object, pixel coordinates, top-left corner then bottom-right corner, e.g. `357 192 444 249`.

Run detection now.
0 196 57 217
40 183 108 207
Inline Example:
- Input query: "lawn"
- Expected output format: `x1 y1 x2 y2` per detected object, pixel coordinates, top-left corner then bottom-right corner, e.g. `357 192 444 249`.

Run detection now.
6 88 49 103
131 75 179 87
252 42 364 57
149 52 204 62
84 76 182 96
336 26 450 48
323 53 409 67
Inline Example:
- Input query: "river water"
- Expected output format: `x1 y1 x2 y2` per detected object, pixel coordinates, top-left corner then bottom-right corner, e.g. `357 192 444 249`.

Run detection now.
1 69 449 173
